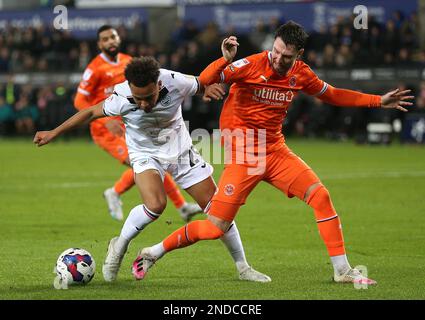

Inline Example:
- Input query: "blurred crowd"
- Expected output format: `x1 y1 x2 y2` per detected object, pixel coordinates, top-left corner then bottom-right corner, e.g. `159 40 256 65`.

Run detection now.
0 10 424 142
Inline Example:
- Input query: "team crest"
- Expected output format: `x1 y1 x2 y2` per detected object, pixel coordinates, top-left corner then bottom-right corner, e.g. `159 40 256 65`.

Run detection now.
289 76 297 87
224 184 235 196
160 94 171 106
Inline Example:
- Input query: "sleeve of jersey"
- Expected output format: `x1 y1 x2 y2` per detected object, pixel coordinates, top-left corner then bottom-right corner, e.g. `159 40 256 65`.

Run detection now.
319 85 381 108
302 67 381 108
74 91 92 111
175 72 200 97
102 92 126 117
198 57 229 86
199 57 252 86
75 67 99 110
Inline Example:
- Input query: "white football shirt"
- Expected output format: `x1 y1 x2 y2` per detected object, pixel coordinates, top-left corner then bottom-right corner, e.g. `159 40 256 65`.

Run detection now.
102 69 200 162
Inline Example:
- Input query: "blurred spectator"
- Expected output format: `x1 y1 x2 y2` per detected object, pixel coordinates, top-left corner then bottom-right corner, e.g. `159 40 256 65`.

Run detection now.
14 86 39 135
0 48 10 72
414 81 425 113
0 95 15 135
0 9 421 139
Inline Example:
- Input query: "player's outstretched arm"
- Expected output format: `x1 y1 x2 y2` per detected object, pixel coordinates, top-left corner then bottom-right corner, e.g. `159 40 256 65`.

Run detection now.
318 85 414 110
380 88 414 112
33 101 105 147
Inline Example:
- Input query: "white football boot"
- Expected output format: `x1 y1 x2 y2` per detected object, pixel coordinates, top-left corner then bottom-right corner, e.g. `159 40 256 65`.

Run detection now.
239 266 272 283
102 237 125 282
333 268 377 285
103 188 124 221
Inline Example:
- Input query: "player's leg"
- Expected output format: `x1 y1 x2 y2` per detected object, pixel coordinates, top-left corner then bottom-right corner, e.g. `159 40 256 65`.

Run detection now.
96 132 200 221
102 162 167 281
132 176 231 280
94 133 134 220
267 146 376 285
103 159 134 221
300 180 376 285
163 173 203 222
133 163 270 282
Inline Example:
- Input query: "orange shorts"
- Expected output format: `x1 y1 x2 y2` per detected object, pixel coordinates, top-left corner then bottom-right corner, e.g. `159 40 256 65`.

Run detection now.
209 144 320 222
91 131 128 164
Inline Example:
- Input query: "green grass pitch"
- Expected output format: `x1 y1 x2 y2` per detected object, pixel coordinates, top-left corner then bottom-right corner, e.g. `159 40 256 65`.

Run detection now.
1 138 424 299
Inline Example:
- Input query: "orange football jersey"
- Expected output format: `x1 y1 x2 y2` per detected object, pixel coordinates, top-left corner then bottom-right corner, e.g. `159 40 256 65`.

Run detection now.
201 52 326 159
74 52 132 137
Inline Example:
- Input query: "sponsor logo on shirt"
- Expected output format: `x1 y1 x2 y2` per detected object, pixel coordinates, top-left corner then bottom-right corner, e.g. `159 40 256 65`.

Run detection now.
232 58 250 68
139 159 149 166
252 88 294 105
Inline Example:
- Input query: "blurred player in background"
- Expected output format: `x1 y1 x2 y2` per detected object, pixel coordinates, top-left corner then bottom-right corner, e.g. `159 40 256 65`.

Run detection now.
135 21 413 285
74 25 202 221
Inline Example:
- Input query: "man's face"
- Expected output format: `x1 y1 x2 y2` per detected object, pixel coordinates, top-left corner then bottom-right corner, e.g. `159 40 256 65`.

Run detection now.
98 29 121 57
271 37 303 76
129 81 161 113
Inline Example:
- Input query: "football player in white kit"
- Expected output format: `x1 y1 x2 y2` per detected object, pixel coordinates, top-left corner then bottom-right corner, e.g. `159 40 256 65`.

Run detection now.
33 56 270 283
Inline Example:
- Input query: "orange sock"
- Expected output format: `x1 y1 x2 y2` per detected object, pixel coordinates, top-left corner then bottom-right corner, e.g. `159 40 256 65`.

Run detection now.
114 168 135 195
163 220 224 252
307 186 346 256
163 173 185 209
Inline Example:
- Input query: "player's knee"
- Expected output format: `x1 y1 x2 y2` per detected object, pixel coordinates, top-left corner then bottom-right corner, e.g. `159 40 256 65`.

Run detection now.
303 182 322 202
306 185 335 214
187 219 224 241
144 198 167 215
203 220 225 239
207 214 231 233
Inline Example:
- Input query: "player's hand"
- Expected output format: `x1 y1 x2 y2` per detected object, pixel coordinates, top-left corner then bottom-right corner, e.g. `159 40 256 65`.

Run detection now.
33 130 56 147
105 119 125 137
221 36 239 63
381 88 414 112
203 84 226 102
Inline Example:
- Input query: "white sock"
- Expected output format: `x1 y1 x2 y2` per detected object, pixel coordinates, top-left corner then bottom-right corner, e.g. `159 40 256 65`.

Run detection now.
331 254 351 275
150 242 166 259
116 204 160 253
220 222 249 272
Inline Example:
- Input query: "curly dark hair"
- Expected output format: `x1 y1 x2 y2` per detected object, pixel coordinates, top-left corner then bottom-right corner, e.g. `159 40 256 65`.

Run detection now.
124 57 160 87
275 21 309 50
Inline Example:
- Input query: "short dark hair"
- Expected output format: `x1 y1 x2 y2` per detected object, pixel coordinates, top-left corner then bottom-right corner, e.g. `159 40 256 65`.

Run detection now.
275 21 308 50
125 56 160 87
97 25 115 40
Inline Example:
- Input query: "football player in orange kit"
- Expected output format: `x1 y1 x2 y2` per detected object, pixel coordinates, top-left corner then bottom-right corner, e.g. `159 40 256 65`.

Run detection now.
133 21 414 285
74 25 202 221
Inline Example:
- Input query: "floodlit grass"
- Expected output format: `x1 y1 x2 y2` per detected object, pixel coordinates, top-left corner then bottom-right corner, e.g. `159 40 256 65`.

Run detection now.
1 138 424 299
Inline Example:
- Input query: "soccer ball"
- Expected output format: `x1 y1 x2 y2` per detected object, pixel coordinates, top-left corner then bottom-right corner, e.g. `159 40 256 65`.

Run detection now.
55 248 96 287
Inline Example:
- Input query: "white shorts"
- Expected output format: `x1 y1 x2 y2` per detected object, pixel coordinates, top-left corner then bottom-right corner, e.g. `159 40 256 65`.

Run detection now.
131 146 213 190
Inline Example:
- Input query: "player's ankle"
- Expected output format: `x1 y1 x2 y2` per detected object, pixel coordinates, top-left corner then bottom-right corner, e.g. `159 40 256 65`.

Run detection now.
236 261 250 273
